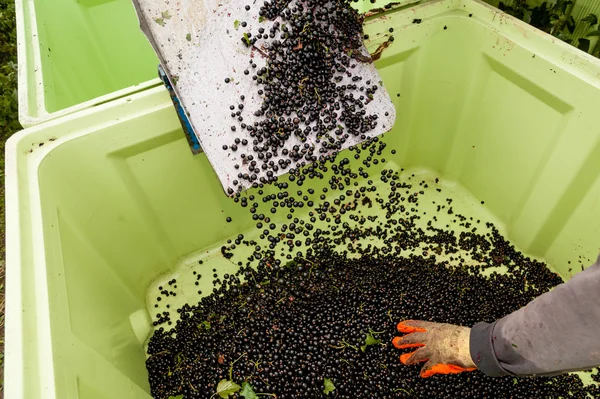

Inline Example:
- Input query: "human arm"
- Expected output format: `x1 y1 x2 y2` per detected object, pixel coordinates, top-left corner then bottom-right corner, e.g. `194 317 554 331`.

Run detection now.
471 254 600 376
394 255 600 377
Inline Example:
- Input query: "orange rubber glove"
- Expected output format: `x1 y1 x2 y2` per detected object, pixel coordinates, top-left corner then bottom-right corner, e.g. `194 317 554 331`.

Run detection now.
392 320 478 378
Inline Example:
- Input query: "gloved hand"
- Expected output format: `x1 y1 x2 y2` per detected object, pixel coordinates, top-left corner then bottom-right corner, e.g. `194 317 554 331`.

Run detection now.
392 320 477 378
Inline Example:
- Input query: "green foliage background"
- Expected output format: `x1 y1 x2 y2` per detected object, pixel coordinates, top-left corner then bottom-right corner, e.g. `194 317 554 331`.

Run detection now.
1 0 19 136
0 0 19 396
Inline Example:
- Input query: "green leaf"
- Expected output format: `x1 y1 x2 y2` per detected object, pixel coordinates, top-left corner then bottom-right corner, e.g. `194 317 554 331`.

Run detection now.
154 18 165 27
243 32 251 46
556 31 572 43
162 10 172 20
198 320 211 330
365 333 382 346
234 20 240 30
360 332 382 351
215 379 241 398
323 378 336 395
240 382 258 399
582 13 598 25
168 395 184 399
259 16 266 23
511 343 518 348
586 29 600 37
186 33 192 41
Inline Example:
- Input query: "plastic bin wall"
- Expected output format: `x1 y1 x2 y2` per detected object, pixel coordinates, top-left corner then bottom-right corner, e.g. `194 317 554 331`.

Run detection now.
6 0 600 398
15 0 160 127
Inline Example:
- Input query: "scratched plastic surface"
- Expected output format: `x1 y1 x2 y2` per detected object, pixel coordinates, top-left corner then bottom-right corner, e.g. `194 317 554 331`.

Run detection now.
6 0 600 398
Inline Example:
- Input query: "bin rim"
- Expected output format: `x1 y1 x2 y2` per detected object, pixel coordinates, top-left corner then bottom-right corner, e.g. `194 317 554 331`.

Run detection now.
4 85 171 399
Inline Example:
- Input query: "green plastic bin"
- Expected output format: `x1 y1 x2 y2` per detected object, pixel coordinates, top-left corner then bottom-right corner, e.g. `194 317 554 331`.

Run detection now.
15 0 161 127
6 0 600 398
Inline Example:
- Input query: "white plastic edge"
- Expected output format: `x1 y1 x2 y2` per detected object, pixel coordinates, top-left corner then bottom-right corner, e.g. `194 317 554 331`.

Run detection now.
4 129 57 399
5 85 173 399
4 133 27 399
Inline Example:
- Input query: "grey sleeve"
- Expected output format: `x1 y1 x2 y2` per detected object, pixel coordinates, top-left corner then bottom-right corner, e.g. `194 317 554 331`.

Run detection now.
470 254 600 377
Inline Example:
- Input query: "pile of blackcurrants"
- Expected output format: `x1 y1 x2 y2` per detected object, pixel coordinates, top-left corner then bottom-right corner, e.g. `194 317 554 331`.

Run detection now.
145 1 600 398
224 0 382 192
146 137 600 398
146 236 600 398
